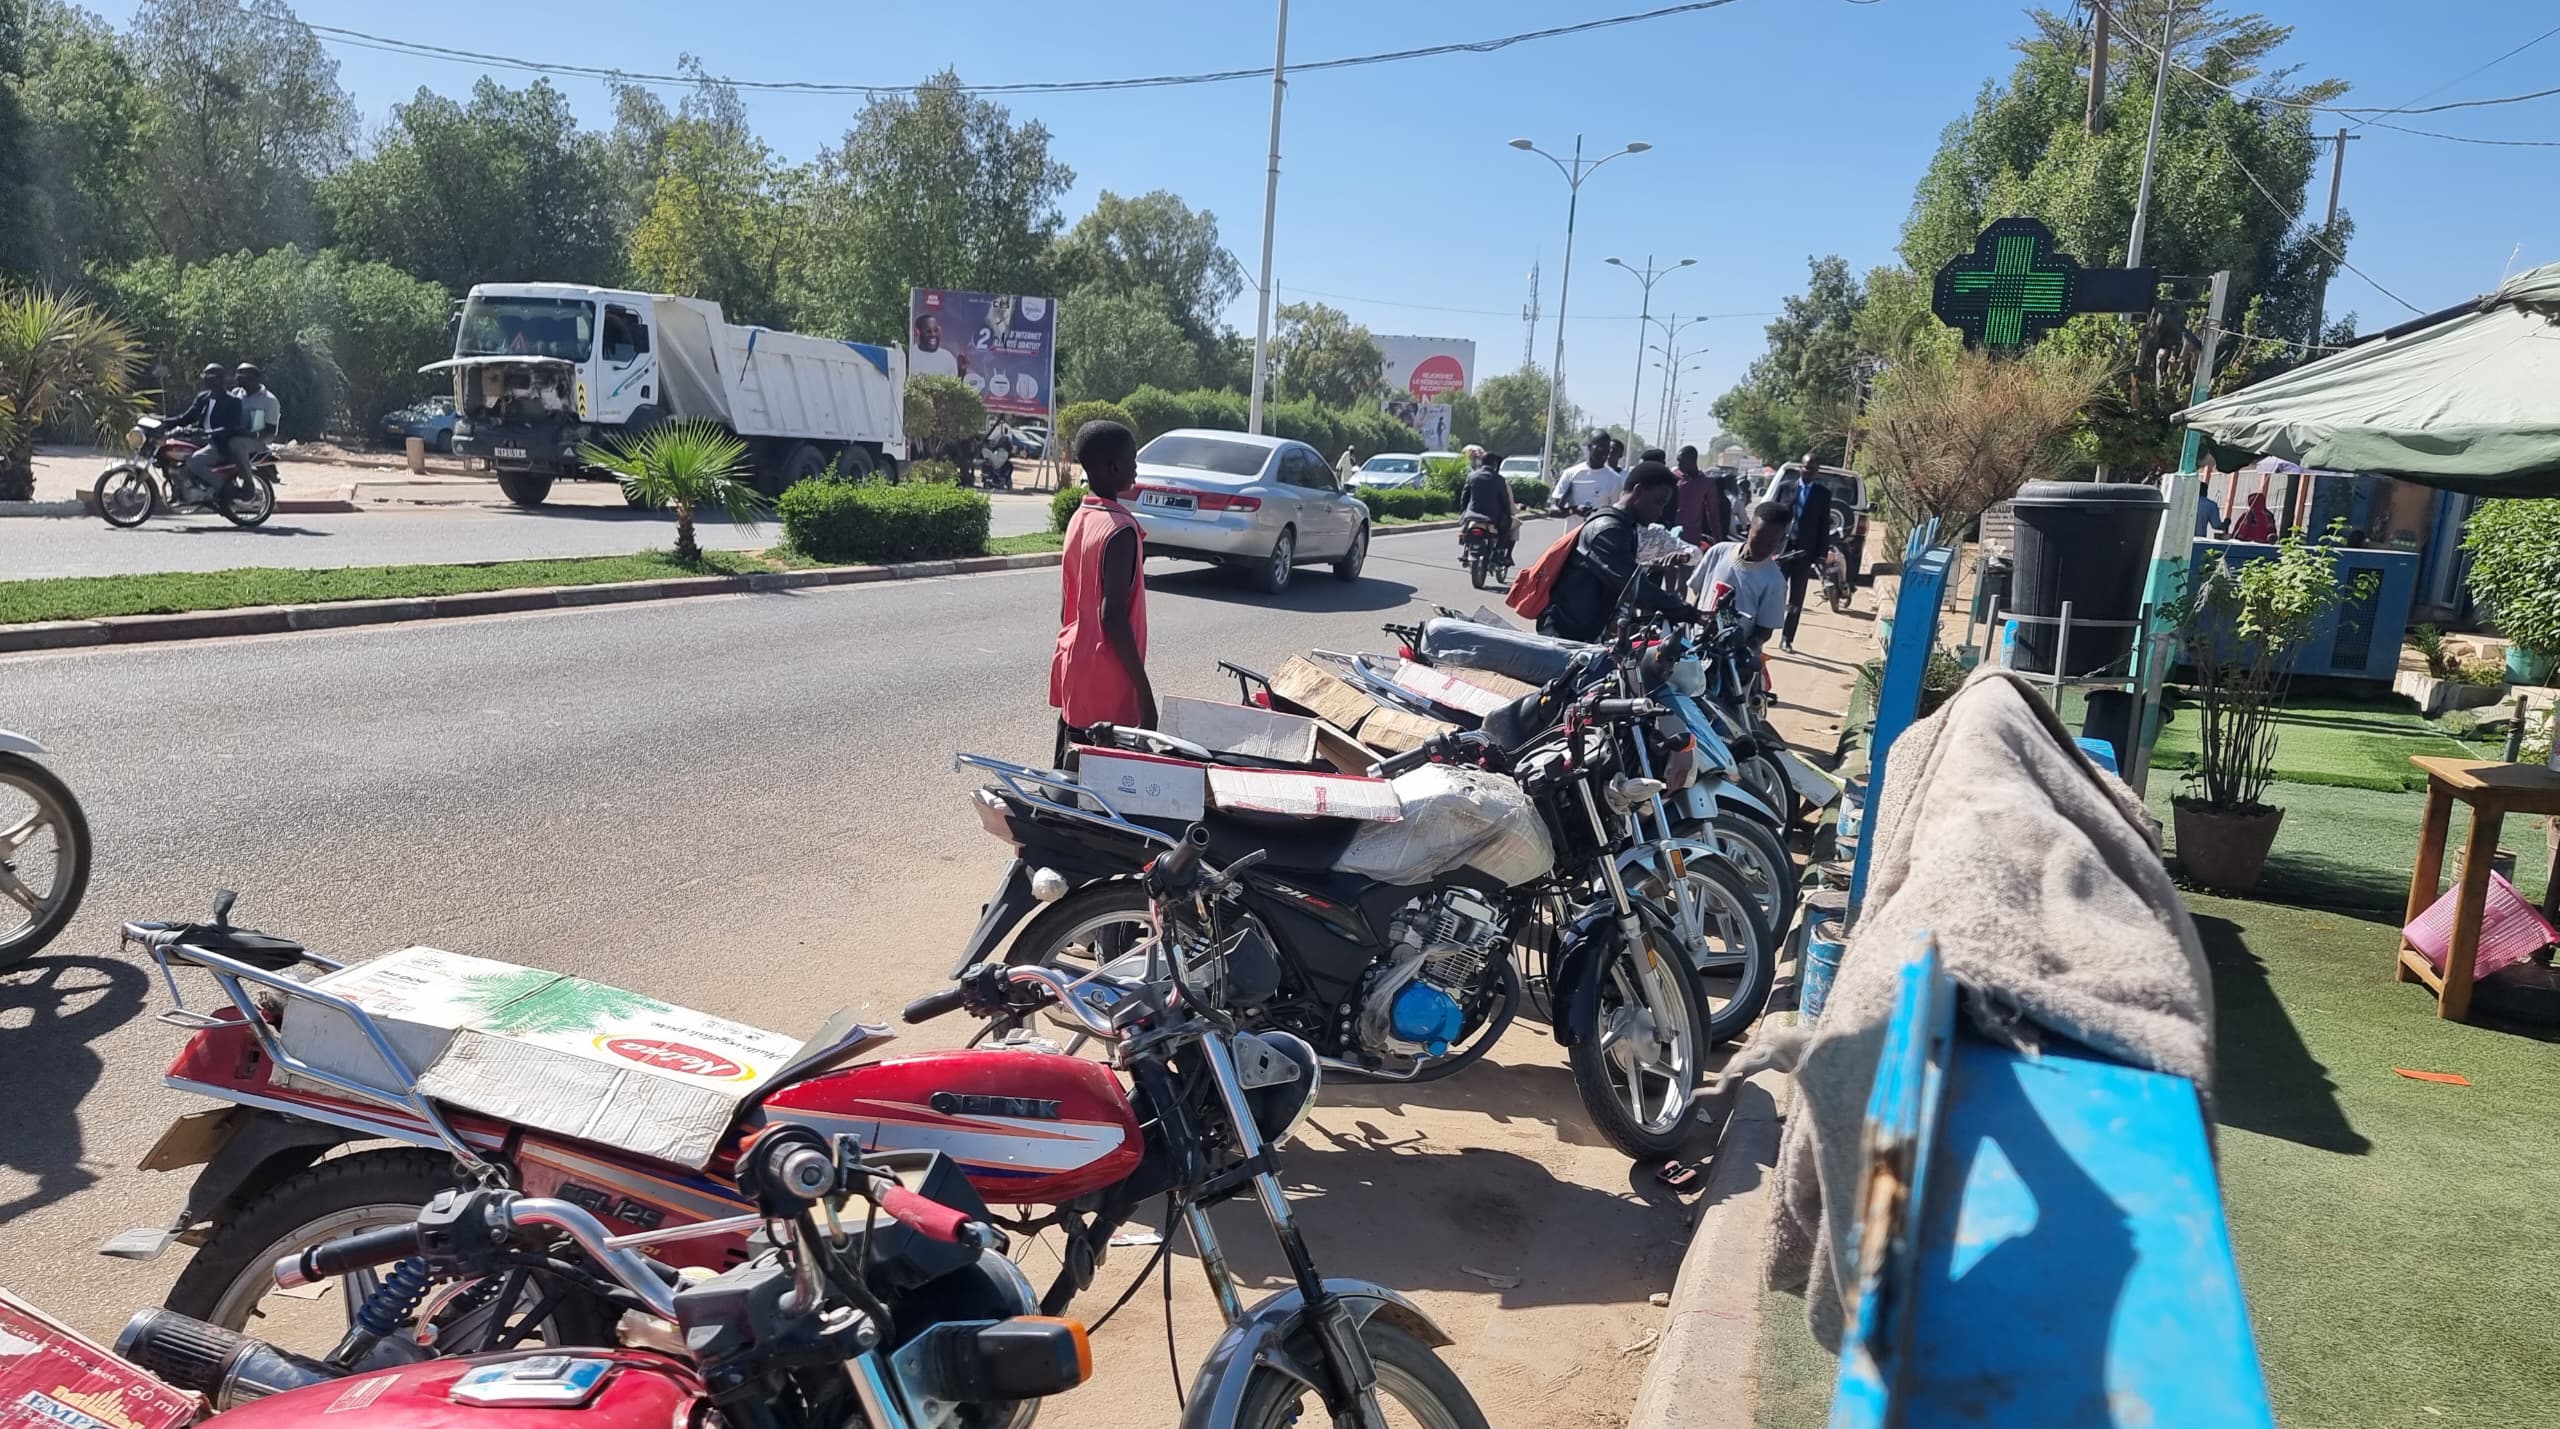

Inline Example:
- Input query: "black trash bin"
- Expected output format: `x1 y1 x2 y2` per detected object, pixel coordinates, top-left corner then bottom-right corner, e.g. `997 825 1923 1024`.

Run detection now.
1971 554 2014 626
2008 481 2166 677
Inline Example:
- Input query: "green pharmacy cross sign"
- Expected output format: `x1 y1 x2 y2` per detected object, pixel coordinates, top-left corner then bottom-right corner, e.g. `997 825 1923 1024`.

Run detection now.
1931 217 2156 350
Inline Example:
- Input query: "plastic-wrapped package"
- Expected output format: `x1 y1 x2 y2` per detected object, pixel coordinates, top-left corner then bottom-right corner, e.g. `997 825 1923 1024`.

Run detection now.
1333 763 1554 887
1417 616 1592 688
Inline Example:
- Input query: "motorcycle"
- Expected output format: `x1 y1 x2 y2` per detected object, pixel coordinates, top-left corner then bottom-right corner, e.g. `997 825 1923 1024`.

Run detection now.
1820 509 1856 614
1457 515 1511 590
108 890 1484 1426
977 424 1018 491
113 1131 1096 1429
0 729 90 967
945 672 1733 1159
94 417 280 529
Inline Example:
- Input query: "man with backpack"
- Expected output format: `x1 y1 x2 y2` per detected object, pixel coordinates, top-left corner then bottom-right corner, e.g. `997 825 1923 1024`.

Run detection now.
1512 459 1700 643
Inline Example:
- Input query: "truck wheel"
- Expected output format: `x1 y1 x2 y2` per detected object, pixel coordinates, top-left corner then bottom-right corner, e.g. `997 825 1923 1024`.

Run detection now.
495 471 553 507
780 443 827 492
835 445 877 483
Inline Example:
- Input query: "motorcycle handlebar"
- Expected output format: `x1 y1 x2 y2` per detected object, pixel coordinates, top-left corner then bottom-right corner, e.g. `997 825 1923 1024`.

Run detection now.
271 1223 421 1290
1144 825 1210 896
876 1185 992 1249
1588 697 1666 722
901 983 971 1025
1367 729 1491 779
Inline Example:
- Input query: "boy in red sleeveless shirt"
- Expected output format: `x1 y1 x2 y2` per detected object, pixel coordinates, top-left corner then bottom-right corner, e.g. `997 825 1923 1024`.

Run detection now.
1051 421 1155 766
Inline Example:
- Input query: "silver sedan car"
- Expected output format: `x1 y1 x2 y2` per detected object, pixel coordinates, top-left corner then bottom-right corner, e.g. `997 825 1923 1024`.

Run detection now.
1126 429 1371 594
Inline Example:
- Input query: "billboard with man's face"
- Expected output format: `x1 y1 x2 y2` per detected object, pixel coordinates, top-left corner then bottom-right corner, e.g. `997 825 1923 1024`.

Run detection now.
908 289 1057 420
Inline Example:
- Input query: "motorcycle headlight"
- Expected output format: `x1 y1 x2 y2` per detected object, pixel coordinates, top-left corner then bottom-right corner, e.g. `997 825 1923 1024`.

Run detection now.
125 425 144 449
1235 1029 1321 1147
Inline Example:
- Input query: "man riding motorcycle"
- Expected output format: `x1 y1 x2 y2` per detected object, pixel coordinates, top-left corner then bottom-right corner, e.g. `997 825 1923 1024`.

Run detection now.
1459 445 1516 562
164 364 248 503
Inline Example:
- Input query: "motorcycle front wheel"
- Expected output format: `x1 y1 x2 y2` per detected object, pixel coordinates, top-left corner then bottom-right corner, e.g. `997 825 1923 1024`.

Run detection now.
94 464 157 527
1231 1320 1489 1429
218 473 276 528
1568 902 1711 1160
1614 850 1772 1047
0 752 91 969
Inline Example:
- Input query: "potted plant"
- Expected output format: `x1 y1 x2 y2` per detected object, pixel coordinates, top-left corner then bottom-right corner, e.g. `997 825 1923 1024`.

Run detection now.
2167 531 2359 890
2462 499 2560 684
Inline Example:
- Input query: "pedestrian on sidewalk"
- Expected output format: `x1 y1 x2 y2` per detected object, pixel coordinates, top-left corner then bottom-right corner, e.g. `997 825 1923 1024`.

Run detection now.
1671 445 1727 546
1777 454 1834 652
1051 420 1155 767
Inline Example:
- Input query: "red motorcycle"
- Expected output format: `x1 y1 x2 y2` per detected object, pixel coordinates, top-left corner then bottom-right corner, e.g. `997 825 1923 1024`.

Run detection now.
109 869 1485 1428
94 416 279 528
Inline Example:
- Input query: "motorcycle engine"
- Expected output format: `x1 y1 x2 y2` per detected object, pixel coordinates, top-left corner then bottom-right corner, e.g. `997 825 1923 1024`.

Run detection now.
1357 889 1509 1059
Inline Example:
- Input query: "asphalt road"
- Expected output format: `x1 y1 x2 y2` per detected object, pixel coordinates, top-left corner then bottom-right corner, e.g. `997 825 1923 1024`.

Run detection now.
2 492 1062 579
0 525 1700 1429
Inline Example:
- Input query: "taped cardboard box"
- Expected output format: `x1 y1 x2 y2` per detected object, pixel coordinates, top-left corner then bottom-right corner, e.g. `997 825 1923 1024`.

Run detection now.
1358 706 1458 754
1071 748 1207 820
1159 694 1375 773
1265 656 1456 754
0 1288 201 1429
280 949 800 1169
1208 766 1402 821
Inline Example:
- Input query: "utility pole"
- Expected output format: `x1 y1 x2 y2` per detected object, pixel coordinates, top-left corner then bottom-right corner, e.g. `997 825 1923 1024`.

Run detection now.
1607 255 1694 446
1510 134 1651 480
2306 128 2359 350
2086 0 2109 134
2125 0 2175 269
1522 264 1540 370
1245 0 1290 434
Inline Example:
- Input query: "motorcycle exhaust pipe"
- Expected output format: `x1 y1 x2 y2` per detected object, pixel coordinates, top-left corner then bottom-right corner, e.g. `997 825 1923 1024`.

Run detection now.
116 1308 339 1410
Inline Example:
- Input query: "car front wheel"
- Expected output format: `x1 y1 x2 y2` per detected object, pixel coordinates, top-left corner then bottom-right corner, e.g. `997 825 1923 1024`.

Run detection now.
1253 526 1296 594
1332 523 1368 582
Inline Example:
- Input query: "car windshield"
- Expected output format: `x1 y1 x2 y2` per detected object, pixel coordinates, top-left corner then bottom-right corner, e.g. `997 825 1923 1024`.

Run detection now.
1500 459 1539 475
1360 457 1420 474
1138 434 1270 478
456 296 595 362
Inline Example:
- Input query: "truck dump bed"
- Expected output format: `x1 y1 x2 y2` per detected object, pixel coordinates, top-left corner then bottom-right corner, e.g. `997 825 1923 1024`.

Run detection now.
654 296 903 444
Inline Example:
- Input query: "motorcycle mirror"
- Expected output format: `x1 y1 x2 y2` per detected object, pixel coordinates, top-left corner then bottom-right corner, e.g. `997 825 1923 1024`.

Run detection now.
211 889 238 928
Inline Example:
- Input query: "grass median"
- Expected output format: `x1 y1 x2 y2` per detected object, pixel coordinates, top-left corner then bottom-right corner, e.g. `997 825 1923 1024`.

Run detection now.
0 549 779 625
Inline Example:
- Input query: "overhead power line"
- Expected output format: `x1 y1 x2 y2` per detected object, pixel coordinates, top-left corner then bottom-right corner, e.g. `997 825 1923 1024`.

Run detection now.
2218 145 2424 315
2091 3 2560 125
1278 283 1771 324
306 1 1749 98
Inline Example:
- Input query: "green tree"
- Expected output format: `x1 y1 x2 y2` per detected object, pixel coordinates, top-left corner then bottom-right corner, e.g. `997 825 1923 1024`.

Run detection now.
625 64 798 328
583 419 763 565
1269 302 1383 408
129 0 353 263
1054 283 1195 402
325 78 624 293
903 372 987 463
0 285 146 499
1450 365 1581 463
793 71 1073 341
1711 255 1866 467
1049 190 1243 371
10 1 155 284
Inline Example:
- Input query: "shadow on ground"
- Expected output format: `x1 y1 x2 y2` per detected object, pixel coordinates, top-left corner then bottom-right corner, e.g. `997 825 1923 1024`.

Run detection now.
0 955 148 1226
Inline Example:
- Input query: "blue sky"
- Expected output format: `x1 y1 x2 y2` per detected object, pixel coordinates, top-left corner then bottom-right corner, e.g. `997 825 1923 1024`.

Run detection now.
99 0 2560 446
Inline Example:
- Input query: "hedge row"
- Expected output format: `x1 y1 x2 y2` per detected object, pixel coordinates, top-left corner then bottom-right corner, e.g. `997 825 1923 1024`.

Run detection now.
1362 488 1457 521
779 479 992 563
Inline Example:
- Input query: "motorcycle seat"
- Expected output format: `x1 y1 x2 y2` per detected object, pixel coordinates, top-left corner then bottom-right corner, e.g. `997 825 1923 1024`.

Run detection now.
1417 617 1592 689
160 923 309 972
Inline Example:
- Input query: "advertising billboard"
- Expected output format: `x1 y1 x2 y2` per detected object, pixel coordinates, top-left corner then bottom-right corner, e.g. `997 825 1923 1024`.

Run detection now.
908 288 1056 420
1375 335 1476 399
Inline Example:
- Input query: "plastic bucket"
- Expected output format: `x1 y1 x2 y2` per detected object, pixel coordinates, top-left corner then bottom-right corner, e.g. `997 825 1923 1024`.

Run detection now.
2008 481 2166 677
1801 916 1847 1022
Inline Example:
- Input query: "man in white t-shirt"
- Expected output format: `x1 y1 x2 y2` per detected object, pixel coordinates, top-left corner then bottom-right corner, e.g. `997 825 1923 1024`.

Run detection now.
909 313 963 379
1689 498 1791 646
1553 433 1621 511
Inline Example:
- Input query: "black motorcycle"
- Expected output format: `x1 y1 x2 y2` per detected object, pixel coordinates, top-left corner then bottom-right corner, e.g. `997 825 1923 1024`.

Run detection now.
947 682 1721 1160
1458 515 1511 590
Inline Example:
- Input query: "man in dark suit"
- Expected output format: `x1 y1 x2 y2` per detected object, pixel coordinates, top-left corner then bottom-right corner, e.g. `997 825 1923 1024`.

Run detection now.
1778 453 1834 653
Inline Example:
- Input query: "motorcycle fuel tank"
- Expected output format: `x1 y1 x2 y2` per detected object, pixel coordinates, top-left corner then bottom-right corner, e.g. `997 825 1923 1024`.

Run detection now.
206 1351 702 1429
761 1048 1144 1206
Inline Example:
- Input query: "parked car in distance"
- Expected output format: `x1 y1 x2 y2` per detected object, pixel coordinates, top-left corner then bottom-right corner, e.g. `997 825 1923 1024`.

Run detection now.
380 396 459 453
1760 462 1871 579
1129 429 1370 594
1499 455 1545 484
1349 452 1427 489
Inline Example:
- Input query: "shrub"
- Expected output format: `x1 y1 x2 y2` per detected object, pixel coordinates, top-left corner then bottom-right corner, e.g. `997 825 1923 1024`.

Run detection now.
905 375 987 463
2462 499 2560 657
1054 400 1137 466
1509 478 1551 508
908 458 962 485
583 420 762 565
1422 455 1468 500
1051 483 1087 532
1179 387 1249 432
1362 488 1454 521
2407 623 2452 678
1121 385 1192 444
779 479 991 564
1267 397 1345 458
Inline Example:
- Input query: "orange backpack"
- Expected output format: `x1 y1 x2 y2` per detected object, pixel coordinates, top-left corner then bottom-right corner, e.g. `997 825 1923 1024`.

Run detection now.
1503 525 1583 622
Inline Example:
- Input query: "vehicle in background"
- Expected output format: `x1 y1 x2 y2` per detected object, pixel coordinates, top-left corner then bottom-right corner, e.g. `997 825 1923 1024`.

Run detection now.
431 283 908 508
1127 429 1370 594
1349 452 1427 489
1760 462 1871 580
1420 448 1465 471
377 396 458 453
1500 454 1545 485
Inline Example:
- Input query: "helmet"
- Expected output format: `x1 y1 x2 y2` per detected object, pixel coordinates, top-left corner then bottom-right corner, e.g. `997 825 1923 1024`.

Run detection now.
233 363 261 383
198 363 225 381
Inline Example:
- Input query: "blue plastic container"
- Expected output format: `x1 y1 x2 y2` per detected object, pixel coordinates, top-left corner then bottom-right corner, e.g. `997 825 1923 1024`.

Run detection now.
1802 917 1847 1022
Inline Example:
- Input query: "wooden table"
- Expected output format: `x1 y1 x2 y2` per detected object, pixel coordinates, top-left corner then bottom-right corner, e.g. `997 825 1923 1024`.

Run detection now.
2398 756 2560 1020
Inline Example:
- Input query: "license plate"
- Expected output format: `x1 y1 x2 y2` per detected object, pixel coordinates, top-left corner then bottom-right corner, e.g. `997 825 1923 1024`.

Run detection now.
1142 491 1195 511
493 446 529 464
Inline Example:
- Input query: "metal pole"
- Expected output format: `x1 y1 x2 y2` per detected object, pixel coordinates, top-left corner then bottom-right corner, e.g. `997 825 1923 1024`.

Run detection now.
1538 135 1583 485
1626 263 1654 446
2176 270 2230 472
2086 0 2110 134
1245 0 1289 434
1656 322 1677 443
2125 0 2175 267
2306 129 2357 350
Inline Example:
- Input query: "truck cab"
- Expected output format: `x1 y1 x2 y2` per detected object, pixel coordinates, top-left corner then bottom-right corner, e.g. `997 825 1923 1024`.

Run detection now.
430 284 664 501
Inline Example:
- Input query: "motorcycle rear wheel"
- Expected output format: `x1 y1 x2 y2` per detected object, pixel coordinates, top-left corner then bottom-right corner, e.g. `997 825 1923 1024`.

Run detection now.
218 473 276 528
94 465 157 527
1231 1320 1489 1429
1468 554 1489 590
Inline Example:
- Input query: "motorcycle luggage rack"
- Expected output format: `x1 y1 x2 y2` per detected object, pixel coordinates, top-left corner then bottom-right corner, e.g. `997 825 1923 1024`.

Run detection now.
124 921 494 1174
955 752 1179 848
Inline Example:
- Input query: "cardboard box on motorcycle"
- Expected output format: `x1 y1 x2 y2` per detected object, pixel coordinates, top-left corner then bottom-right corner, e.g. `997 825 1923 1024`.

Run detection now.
277 947 798 1168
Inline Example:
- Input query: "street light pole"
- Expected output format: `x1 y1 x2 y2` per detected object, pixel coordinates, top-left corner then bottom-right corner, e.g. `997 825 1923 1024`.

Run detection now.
1607 255 1694 446
1510 135 1650 480
1246 0 1290 434
2125 0 2175 268
1648 314 1709 443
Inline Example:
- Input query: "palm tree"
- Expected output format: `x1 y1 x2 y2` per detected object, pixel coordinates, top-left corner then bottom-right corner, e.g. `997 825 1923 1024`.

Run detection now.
581 420 766 565
0 288 149 502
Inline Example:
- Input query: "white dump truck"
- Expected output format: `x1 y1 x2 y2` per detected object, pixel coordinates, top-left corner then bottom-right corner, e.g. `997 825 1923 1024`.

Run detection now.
427 283 908 507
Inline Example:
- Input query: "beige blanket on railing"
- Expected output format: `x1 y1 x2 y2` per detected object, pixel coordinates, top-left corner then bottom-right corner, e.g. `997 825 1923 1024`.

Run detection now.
1760 665 2212 1347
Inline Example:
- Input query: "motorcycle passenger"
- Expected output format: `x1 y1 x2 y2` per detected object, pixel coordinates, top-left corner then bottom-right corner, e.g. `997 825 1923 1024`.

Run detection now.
1688 499 1792 649
1538 459 1701 644
1460 446 1516 561
1051 420 1155 767
232 364 280 459
167 364 246 502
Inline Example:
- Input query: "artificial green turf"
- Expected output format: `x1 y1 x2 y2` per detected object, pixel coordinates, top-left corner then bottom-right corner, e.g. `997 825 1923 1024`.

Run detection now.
0 549 775 624
2194 891 2560 1429
2149 777 2550 913
1752 1288 1835 1429
2151 692 2477 792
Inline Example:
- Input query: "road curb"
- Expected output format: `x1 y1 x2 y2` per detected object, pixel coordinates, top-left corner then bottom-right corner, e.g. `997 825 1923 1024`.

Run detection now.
1628 1068 1792 1429
0 500 86 518
0 550 1072 655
